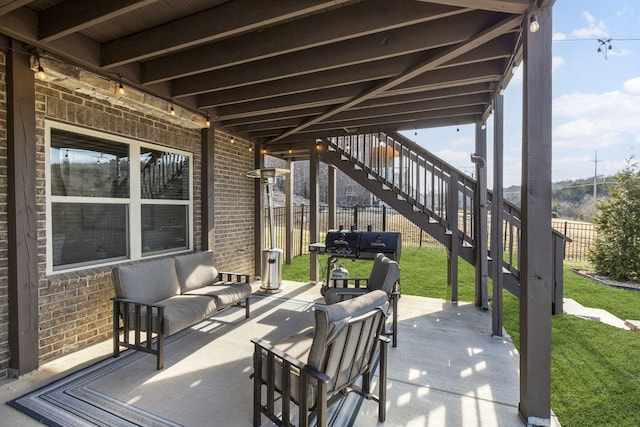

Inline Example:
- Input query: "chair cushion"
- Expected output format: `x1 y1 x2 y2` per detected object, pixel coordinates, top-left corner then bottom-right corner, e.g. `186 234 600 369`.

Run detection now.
174 250 219 293
367 254 400 293
112 258 180 303
259 327 316 405
184 282 252 307
129 295 219 336
323 288 367 305
308 290 388 370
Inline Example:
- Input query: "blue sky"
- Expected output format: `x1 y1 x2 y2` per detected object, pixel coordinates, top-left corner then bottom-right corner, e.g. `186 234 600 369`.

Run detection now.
404 1 640 187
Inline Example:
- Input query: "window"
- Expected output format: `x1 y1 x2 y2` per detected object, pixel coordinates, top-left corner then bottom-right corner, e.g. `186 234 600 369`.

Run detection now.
46 122 193 272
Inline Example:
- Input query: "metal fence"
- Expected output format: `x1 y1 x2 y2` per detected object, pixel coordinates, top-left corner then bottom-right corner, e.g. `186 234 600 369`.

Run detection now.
551 219 595 262
266 205 596 263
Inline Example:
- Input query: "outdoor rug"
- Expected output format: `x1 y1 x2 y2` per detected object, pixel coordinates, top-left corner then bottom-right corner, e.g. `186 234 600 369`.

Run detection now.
8 290 364 427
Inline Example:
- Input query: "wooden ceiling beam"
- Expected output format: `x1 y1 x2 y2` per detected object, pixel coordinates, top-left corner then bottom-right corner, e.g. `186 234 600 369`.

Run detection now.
234 93 490 133
101 0 354 68
251 105 483 139
197 54 425 108
268 14 520 142
141 0 467 84
38 0 159 42
170 10 503 97
221 83 493 127
419 0 528 14
216 59 503 121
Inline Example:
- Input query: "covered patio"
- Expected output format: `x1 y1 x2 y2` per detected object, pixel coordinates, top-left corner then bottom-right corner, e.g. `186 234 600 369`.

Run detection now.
0 280 561 426
0 1 557 425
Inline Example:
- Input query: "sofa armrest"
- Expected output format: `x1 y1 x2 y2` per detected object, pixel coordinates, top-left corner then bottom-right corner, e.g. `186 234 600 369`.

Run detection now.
112 297 166 369
216 271 251 283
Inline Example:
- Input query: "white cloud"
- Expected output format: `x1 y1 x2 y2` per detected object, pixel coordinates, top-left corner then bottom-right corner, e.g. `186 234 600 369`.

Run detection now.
616 7 631 18
553 32 567 41
623 77 640 94
552 56 565 72
571 11 608 38
553 77 640 150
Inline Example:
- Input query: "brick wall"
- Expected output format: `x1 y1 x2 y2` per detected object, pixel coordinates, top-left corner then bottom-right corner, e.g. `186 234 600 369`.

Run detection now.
212 130 256 274
0 59 258 379
34 80 205 364
0 52 8 380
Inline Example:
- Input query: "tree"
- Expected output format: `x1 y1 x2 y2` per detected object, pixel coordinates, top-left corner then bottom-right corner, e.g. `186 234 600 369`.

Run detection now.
589 159 640 281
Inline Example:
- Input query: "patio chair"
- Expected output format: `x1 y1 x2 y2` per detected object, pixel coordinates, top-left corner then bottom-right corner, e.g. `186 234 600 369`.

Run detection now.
251 290 389 427
324 253 401 347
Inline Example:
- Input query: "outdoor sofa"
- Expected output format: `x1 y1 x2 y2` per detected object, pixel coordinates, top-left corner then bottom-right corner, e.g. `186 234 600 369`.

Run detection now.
111 250 252 369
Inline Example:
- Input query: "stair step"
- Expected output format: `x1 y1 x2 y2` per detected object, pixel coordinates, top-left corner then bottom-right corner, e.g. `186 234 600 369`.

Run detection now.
397 194 406 201
354 165 362 170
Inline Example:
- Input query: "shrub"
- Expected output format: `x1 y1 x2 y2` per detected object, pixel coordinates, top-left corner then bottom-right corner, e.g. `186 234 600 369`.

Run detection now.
589 160 640 281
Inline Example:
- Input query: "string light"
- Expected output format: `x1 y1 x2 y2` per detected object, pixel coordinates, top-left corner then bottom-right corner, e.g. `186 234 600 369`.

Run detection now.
529 15 540 33
117 75 125 95
230 137 235 144
205 114 211 127
35 55 46 80
170 105 176 115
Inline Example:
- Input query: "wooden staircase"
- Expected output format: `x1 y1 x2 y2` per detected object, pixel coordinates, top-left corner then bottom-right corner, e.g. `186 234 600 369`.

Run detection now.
317 130 530 300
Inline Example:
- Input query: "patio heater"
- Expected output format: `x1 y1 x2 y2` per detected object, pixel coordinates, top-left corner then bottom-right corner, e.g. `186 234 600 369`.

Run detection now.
247 168 290 293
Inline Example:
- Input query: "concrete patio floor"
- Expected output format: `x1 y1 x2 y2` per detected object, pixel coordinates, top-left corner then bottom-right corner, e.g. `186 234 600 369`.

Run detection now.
0 280 562 426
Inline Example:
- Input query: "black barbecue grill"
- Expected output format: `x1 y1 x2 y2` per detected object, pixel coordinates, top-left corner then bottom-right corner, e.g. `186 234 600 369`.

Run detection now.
324 230 401 261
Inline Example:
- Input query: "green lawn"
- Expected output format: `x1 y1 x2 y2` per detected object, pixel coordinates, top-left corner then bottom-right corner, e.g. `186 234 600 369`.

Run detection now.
282 246 640 427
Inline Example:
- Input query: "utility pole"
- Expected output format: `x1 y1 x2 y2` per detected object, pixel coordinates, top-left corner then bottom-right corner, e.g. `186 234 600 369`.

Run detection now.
593 151 602 213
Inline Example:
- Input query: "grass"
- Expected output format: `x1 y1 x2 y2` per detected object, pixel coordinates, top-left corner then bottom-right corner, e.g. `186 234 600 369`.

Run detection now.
282 246 640 427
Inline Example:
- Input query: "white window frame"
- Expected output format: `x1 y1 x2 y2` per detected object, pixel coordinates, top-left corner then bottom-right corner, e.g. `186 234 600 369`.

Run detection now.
45 120 194 274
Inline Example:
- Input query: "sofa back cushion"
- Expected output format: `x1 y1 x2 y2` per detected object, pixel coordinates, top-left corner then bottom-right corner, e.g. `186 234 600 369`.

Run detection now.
112 258 180 302
174 251 219 293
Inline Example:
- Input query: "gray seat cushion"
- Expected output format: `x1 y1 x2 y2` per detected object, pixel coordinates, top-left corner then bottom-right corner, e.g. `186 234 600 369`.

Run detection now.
184 282 252 307
130 294 219 336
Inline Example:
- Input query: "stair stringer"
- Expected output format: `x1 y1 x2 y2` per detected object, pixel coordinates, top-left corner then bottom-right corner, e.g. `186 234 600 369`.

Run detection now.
319 148 475 264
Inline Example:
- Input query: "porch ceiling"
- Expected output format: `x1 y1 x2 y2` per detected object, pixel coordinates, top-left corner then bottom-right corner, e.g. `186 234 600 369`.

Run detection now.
0 0 541 146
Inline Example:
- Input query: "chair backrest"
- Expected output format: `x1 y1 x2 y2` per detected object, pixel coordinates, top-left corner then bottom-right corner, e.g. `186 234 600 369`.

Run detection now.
308 290 388 394
366 253 400 294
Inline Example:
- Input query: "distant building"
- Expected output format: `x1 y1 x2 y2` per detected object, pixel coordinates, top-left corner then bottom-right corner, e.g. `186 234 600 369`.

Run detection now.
265 156 372 207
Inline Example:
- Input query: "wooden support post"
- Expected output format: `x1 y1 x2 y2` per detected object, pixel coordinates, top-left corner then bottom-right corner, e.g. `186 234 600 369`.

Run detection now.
7 40 39 375
201 128 215 250
309 143 320 284
285 158 294 264
328 165 337 230
474 122 489 310
492 93 505 337
519 5 553 426
253 145 265 278
447 172 460 304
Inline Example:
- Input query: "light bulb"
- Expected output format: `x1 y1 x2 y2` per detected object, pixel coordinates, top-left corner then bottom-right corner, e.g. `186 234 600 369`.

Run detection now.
529 15 540 33
35 65 46 80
